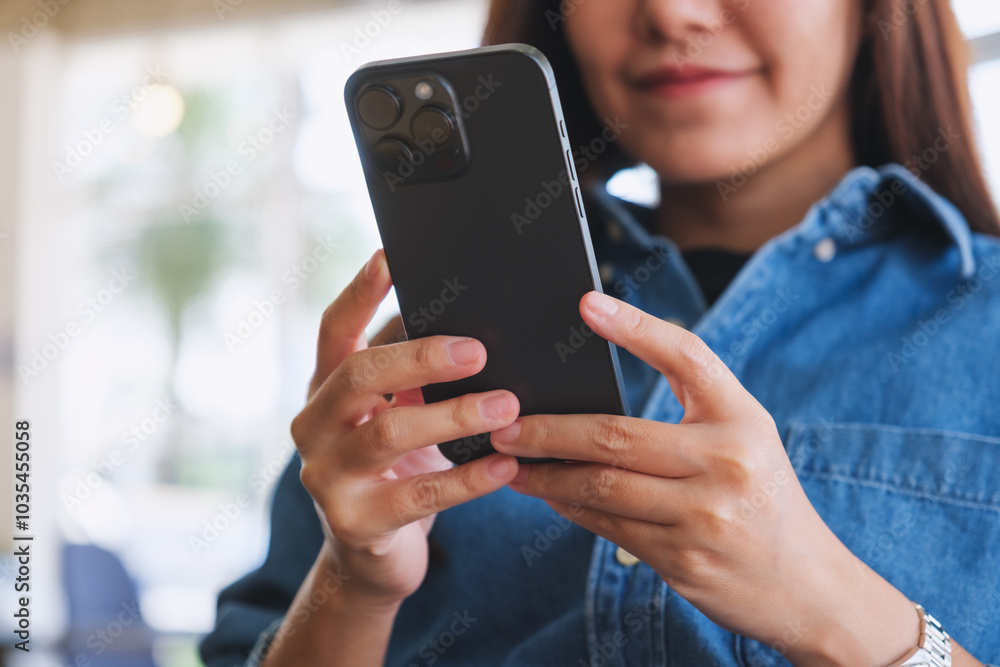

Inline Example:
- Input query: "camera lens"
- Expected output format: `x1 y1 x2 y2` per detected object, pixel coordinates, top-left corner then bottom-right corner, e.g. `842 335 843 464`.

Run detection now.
411 107 454 146
358 86 401 130
372 137 414 176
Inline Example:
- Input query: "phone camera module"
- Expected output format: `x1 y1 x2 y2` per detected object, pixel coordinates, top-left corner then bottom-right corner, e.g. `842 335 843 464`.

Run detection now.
372 137 413 175
411 107 454 145
358 86 401 130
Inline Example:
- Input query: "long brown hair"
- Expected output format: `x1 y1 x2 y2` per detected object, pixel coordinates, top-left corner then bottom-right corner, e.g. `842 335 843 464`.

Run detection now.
483 0 1000 236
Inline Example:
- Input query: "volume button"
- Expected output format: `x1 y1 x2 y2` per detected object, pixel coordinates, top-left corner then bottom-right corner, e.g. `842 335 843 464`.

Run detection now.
566 149 576 181
559 119 566 137
574 186 584 217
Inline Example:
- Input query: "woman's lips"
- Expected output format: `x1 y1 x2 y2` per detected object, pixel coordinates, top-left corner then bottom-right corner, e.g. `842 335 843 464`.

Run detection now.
633 65 757 98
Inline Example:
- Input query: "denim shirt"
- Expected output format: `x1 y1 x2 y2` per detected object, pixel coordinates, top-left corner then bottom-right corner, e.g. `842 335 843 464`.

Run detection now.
200 164 1000 667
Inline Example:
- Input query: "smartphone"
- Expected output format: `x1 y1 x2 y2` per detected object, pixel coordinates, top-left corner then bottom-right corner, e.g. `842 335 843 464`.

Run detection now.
345 43 630 464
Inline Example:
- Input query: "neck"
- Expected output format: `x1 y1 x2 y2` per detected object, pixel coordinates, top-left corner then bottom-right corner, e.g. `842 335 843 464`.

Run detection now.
655 117 857 253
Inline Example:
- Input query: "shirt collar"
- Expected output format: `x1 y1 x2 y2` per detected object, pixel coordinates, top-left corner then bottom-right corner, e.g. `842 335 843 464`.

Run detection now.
809 163 977 278
587 163 978 279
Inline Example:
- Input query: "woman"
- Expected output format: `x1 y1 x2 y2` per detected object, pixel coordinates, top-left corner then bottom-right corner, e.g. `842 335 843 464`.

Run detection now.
201 0 1000 665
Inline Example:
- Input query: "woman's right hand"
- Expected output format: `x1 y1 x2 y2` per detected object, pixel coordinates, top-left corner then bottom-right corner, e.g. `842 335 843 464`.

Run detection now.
290 248 520 612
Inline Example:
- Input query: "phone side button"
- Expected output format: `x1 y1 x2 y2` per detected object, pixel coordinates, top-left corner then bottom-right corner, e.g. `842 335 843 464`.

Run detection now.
566 149 576 181
559 119 566 137
574 186 584 217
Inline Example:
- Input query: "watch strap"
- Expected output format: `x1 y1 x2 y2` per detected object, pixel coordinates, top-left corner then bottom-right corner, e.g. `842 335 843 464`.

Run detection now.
899 603 952 667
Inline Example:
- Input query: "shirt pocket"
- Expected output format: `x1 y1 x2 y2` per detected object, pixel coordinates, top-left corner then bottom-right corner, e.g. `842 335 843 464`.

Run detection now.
737 421 1000 667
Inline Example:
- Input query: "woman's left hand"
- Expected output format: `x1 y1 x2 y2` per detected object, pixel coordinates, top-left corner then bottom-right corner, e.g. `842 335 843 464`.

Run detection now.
490 291 919 667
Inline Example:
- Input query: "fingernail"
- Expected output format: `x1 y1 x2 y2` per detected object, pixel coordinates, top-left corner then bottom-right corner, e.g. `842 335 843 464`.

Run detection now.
491 420 520 445
587 292 619 318
479 393 513 421
365 250 382 279
446 339 481 365
486 456 517 480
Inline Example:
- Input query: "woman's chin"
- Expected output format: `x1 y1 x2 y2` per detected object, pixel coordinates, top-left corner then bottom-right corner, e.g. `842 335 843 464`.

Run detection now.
644 161 750 190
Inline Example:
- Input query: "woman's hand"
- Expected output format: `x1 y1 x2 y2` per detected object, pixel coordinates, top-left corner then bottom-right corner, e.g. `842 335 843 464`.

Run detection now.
290 249 520 611
490 291 920 667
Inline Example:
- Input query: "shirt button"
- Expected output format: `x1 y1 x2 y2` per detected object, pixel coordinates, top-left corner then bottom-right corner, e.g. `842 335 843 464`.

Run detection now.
813 238 837 262
666 317 687 330
599 262 615 283
615 546 641 566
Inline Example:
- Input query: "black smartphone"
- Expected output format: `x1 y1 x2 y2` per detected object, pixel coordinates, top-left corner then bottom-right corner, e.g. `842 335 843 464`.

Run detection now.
345 43 629 465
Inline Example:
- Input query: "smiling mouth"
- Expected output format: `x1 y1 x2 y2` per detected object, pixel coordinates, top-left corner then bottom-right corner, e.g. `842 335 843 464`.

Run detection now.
633 65 757 98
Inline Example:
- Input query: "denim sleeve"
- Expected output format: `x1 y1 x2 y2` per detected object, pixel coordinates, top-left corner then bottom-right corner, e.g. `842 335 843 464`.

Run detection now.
199 454 324 667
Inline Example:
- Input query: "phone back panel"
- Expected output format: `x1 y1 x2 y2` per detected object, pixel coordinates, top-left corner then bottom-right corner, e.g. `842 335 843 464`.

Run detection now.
345 45 629 463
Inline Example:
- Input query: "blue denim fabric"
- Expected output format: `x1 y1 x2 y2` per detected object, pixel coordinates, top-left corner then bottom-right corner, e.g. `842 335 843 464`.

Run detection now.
200 164 1000 667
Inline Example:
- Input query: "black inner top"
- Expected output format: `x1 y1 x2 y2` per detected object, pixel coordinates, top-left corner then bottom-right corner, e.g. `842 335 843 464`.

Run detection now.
680 248 753 307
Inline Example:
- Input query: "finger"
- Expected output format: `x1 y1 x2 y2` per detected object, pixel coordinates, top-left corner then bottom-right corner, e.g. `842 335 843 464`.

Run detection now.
319 335 489 427
390 387 425 408
579 291 744 419
310 249 393 395
490 413 705 477
366 453 519 532
544 499 661 565
509 462 686 524
344 389 519 472
370 316 407 402
370 314 405 348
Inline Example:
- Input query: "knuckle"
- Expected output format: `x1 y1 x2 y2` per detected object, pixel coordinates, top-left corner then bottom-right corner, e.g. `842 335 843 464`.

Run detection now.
326 505 362 543
671 547 715 579
290 412 311 450
675 334 725 389
298 461 321 496
405 475 444 516
716 445 758 490
336 356 372 395
622 306 650 338
531 416 551 443
678 334 714 375
591 507 618 534
592 415 633 463
585 466 623 504
451 396 478 432
298 461 337 507
412 340 436 372
696 498 741 538
369 412 403 453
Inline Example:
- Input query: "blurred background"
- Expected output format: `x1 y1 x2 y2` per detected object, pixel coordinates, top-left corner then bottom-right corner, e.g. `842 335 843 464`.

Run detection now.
0 0 998 665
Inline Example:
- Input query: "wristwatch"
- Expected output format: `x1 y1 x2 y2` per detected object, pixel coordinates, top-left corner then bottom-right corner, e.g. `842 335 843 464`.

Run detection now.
898 602 952 667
